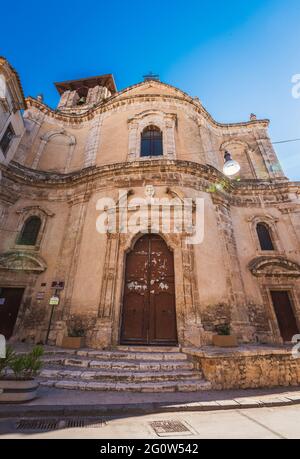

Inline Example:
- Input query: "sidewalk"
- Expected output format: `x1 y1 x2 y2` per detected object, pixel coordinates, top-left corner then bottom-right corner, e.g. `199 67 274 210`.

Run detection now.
1 385 300 418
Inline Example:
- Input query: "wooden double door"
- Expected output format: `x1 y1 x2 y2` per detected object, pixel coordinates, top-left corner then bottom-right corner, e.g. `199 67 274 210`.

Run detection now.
0 288 24 340
121 234 178 346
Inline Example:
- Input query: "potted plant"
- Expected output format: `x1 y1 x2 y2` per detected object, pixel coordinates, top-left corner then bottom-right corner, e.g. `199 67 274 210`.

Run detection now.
0 345 44 403
212 324 238 348
61 326 86 349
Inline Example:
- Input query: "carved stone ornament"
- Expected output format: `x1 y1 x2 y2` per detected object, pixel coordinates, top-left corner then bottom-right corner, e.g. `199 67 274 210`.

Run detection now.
0 251 47 273
249 256 300 278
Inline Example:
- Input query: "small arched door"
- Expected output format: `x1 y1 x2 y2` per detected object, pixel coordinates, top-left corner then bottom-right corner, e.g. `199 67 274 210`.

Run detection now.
121 234 177 346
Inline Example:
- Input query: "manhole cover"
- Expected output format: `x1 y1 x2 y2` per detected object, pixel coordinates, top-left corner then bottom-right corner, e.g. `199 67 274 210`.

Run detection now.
150 420 194 437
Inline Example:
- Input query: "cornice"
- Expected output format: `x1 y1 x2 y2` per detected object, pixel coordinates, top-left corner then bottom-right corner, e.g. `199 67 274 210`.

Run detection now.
26 89 270 132
1 160 298 201
234 179 298 193
6 159 230 185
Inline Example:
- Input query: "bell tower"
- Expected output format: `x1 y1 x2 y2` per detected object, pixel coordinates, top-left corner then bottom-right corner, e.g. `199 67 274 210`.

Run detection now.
54 74 117 112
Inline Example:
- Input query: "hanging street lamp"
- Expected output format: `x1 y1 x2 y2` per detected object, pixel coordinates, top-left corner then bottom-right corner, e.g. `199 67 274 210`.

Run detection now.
223 151 241 177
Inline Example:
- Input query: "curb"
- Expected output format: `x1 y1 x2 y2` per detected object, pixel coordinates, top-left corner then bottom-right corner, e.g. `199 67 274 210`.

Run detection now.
0 395 300 418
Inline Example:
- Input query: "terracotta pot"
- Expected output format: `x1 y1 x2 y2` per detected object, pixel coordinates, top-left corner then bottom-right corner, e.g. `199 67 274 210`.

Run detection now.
212 335 238 348
0 379 39 403
61 336 85 349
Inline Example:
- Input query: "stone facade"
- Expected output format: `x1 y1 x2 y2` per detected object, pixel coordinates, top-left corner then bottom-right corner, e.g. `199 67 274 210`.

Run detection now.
0 60 300 351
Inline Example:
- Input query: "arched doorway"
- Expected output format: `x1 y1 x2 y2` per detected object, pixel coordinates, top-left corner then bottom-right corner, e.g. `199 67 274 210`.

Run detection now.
120 234 178 345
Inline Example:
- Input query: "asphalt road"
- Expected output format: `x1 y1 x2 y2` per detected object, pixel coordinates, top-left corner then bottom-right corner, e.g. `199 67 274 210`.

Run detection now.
0 404 299 439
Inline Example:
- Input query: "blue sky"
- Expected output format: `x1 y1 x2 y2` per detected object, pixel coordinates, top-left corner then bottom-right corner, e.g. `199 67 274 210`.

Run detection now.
1 0 299 179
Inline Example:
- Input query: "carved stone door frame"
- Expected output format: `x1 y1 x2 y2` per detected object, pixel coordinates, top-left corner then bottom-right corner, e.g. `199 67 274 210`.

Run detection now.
96 228 204 348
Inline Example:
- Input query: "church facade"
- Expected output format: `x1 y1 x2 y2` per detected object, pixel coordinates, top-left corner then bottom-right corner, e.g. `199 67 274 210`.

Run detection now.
1 58 300 351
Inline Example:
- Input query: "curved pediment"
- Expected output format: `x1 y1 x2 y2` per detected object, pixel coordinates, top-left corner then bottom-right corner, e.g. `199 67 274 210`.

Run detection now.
0 251 47 273
114 80 192 101
249 256 300 278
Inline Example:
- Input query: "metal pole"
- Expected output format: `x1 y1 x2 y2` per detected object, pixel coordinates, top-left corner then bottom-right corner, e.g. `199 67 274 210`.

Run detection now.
45 289 58 345
45 304 55 345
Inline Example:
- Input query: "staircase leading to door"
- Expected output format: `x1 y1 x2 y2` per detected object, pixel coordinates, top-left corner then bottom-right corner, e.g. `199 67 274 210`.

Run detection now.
39 346 211 393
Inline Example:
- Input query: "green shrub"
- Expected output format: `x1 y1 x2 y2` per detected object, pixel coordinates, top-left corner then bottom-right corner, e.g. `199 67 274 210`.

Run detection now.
9 346 44 380
0 346 15 379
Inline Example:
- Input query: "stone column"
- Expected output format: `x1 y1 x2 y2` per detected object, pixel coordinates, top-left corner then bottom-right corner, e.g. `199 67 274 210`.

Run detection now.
31 138 47 169
98 232 120 318
213 195 255 342
64 140 76 173
179 240 205 347
90 232 121 348
198 122 219 168
246 149 259 179
254 128 286 180
84 115 103 168
164 115 176 159
128 122 139 161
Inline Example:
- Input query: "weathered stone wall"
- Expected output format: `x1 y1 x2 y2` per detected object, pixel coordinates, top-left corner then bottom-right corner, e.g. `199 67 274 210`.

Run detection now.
186 348 300 390
203 355 300 390
201 303 231 333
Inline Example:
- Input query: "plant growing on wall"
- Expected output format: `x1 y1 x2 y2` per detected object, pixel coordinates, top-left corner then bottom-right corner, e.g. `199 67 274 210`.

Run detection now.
216 324 231 336
68 326 85 338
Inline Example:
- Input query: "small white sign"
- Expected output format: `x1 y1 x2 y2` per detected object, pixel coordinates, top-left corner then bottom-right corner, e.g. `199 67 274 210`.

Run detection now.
49 296 60 306
0 298 5 305
0 334 6 358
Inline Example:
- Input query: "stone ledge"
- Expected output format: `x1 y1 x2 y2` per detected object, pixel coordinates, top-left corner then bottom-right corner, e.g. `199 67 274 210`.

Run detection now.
183 344 294 358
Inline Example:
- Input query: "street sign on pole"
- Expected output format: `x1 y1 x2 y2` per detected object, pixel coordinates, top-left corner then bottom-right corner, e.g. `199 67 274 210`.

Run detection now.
49 296 60 306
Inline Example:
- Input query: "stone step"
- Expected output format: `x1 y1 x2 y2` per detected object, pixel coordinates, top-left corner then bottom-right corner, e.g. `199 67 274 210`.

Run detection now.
39 368 203 383
43 350 187 362
76 351 185 361
116 346 181 352
42 357 195 372
38 347 208 393
40 379 212 393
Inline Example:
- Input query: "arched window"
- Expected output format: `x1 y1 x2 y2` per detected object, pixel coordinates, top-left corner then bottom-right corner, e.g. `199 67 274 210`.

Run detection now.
17 216 42 246
141 126 163 157
256 223 274 251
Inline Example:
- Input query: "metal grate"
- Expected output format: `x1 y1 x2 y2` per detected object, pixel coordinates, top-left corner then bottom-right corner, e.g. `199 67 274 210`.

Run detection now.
64 419 86 429
16 418 107 431
150 420 193 437
64 418 107 429
17 419 58 431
